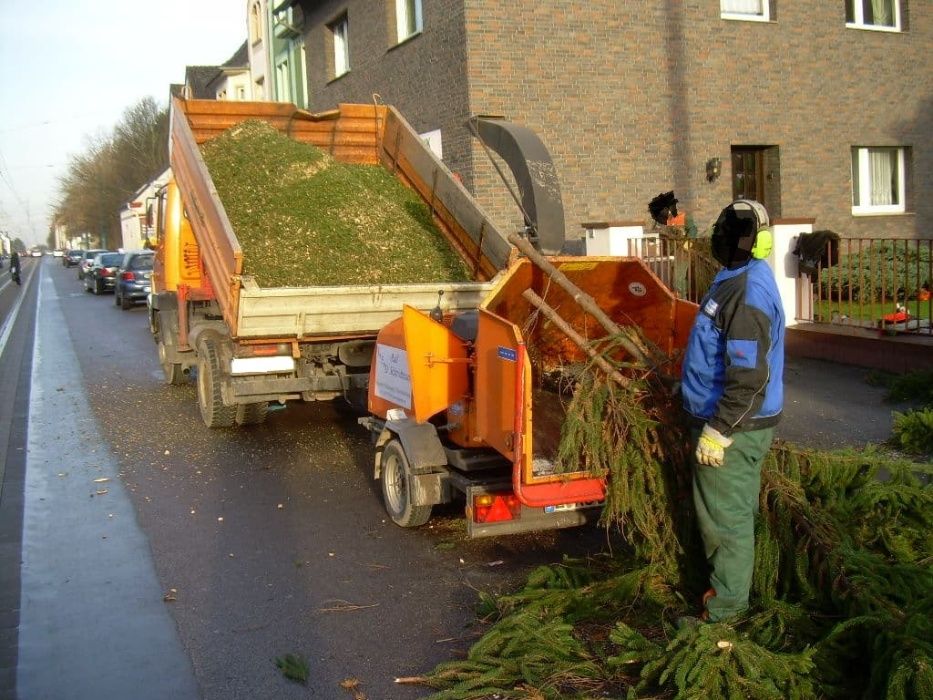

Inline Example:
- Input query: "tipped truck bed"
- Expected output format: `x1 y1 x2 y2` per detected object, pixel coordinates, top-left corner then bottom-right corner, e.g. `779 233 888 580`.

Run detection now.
169 98 508 341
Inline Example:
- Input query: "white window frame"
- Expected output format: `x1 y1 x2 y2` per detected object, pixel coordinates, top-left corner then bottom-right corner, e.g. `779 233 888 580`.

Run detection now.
249 2 263 44
720 0 770 22
419 129 442 159
331 16 350 78
846 0 901 32
395 0 423 43
851 146 906 216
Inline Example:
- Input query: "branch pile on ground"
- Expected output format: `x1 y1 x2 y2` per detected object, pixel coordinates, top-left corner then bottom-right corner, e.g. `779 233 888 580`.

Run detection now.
200 120 471 287
415 337 932 699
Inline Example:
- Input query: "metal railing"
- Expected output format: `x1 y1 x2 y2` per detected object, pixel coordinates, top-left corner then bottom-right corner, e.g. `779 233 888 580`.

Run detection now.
626 233 933 338
799 237 932 337
624 234 716 305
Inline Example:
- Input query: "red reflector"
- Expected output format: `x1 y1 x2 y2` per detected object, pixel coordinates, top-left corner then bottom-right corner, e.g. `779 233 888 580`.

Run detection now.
252 345 280 356
237 344 288 358
121 271 135 281
473 494 521 524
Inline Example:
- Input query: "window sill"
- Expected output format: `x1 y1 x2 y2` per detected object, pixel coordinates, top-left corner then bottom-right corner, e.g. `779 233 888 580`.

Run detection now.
327 69 350 85
720 13 772 23
388 30 423 52
845 23 902 33
851 209 911 217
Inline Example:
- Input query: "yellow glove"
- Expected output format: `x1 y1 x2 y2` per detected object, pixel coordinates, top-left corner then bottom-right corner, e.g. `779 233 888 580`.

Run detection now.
696 424 733 467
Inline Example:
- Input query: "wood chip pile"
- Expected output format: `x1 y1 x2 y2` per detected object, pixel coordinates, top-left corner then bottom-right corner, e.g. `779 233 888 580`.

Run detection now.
200 120 472 288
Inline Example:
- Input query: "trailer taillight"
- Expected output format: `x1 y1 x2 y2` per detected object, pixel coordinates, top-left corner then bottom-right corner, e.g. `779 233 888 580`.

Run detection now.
472 493 521 524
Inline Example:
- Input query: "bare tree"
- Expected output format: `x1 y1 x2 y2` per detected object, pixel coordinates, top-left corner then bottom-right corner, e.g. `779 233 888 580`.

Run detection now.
54 97 169 248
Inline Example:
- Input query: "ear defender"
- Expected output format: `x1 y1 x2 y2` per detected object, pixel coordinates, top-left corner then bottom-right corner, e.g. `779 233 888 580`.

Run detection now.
751 228 773 259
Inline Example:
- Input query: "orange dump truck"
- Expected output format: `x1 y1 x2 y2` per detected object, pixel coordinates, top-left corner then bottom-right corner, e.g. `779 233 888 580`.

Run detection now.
360 256 697 537
150 97 510 427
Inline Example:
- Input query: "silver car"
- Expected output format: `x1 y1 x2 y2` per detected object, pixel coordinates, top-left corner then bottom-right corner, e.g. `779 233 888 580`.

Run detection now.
77 249 108 280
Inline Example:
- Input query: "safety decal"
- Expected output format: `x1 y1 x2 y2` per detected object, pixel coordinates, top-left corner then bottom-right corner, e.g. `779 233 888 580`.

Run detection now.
497 346 517 362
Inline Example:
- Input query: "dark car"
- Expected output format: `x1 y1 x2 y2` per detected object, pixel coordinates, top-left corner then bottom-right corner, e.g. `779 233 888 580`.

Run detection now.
64 249 84 267
84 252 124 294
114 250 155 310
77 249 108 280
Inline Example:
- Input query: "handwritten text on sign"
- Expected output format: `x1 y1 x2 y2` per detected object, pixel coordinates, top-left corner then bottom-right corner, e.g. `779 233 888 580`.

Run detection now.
374 344 412 409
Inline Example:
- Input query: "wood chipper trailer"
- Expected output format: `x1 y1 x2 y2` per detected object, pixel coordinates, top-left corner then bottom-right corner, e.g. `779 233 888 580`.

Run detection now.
149 97 512 427
360 253 698 537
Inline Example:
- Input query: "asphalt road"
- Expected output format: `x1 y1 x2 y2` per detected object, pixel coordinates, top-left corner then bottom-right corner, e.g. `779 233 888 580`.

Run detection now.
0 256 916 700
6 258 609 700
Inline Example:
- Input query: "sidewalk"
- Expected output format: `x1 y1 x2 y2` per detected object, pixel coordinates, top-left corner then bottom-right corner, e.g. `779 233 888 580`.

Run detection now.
778 356 906 451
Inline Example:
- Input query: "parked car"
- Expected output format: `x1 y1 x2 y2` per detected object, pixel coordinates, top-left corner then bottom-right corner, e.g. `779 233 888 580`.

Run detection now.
77 249 108 280
84 252 124 294
53 249 65 257
114 250 155 310
64 249 84 267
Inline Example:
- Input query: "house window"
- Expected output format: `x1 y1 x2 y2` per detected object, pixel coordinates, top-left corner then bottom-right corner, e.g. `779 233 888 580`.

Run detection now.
721 0 770 21
276 58 292 102
249 2 263 44
419 129 442 159
331 15 350 78
396 0 423 43
851 147 906 215
846 0 900 30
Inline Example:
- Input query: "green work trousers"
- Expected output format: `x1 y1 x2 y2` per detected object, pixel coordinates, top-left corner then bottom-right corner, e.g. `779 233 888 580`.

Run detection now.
692 426 774 622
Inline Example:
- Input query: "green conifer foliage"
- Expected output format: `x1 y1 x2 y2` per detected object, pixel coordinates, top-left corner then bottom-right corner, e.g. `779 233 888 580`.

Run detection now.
418 331 932 699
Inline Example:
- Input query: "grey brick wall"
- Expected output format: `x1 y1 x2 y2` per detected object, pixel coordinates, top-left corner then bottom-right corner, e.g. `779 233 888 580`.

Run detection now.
297 0 931 241
300 0 476 188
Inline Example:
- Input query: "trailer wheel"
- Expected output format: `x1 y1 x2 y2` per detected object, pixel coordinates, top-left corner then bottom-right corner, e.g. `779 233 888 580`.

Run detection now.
157 339 186 386
235 402 268 426
380 439 431 528
197 339 235 428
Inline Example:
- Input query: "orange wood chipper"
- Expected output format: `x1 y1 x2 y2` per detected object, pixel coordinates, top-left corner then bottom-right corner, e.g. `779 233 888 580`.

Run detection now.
360 253 696 537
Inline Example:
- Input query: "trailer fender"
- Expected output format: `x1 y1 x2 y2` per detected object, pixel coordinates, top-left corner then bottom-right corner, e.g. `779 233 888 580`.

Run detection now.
373 419 446 477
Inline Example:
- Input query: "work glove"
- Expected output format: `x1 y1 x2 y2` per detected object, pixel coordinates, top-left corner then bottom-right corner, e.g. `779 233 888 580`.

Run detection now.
696 424 733 467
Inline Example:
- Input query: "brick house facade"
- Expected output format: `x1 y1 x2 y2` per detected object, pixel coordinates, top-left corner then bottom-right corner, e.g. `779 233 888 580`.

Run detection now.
292 1 931 241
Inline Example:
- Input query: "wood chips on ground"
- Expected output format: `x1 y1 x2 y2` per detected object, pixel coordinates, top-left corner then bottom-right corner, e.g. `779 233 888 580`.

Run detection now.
201 120 471 288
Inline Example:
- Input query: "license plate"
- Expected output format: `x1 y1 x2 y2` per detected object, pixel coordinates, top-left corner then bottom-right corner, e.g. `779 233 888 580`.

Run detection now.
545 501 602 514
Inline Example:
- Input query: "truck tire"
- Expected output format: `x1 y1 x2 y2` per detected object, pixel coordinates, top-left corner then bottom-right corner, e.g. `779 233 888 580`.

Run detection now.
149 308 160 339
380 439 432 528
235 402 268 426
157 340 186 386
197 338 235 428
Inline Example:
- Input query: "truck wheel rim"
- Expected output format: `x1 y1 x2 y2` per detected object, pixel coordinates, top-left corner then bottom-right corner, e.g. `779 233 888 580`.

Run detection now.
384 452 406 514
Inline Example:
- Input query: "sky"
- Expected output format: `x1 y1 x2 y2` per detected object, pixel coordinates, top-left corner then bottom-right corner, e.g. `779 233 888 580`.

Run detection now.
0 1 248 247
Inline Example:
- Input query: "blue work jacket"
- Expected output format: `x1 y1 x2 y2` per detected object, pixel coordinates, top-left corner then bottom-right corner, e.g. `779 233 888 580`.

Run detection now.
681 258 785 435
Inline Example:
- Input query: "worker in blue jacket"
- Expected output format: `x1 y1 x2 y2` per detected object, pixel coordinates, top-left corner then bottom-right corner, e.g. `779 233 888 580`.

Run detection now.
681 199 785 623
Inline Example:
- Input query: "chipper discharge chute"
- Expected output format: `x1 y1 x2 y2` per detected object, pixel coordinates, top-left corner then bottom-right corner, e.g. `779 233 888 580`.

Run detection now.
362 255 696 537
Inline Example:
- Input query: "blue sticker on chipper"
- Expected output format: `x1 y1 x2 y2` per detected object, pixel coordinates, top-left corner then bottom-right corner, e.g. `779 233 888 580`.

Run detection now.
497 346 517 362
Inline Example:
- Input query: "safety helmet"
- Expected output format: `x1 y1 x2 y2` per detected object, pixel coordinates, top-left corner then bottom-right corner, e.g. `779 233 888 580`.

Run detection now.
711 199 772 268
